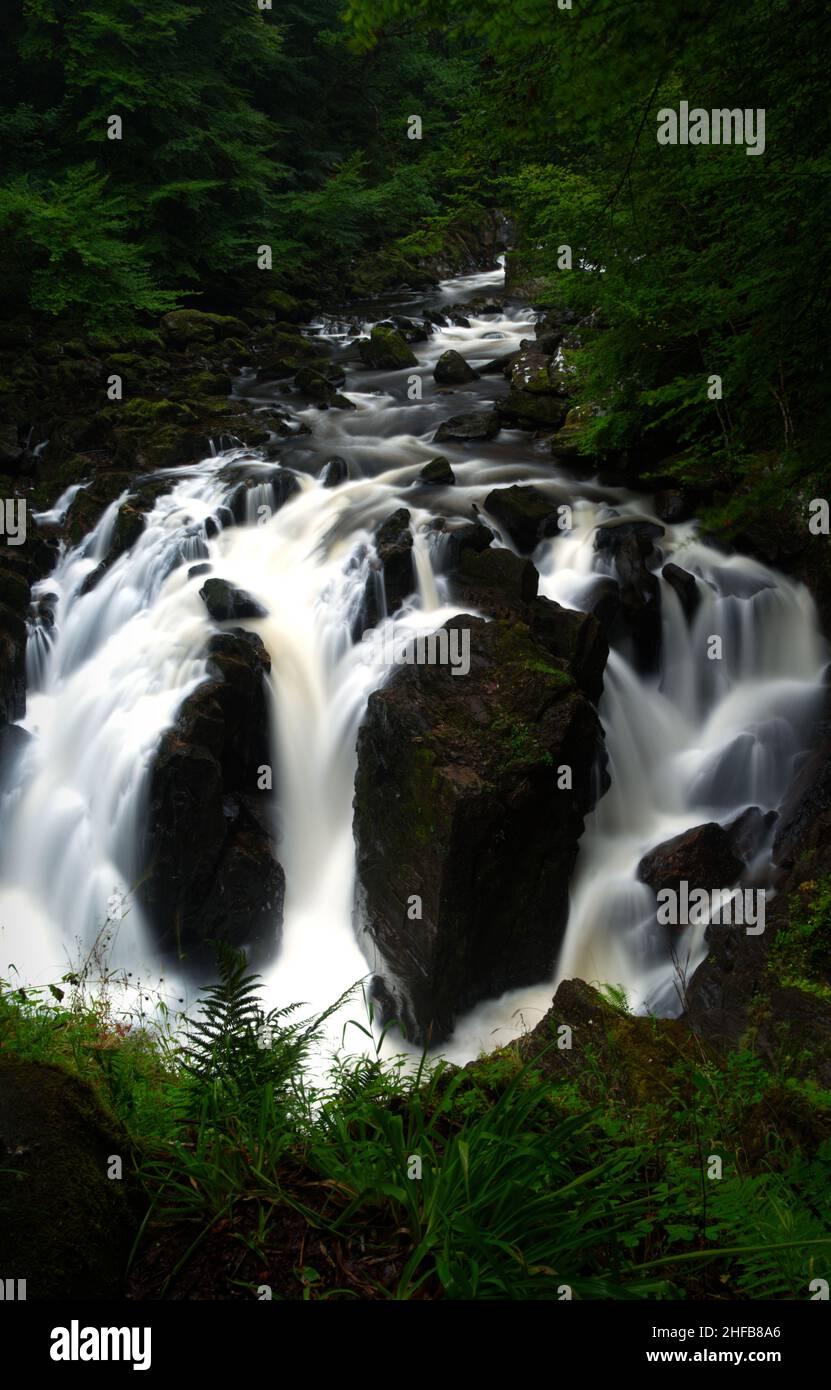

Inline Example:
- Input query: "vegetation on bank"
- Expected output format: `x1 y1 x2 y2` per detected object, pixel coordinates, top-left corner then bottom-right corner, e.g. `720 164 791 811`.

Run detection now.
2 882 831 1300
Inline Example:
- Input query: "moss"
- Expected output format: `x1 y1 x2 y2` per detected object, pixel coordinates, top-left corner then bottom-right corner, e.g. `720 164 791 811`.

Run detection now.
0 1057 141 1298
187 371 232 397
118 396 198 426
769 877 831 1001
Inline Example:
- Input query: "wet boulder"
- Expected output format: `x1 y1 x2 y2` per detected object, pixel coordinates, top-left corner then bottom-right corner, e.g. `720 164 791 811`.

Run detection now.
434 409 501 444
434 350 478 385
638 822 745 897
138 629 283 965
662 562 700 622
726 805 777 864
595 519 665 672
359 508 416 631
484 484 561 554
225 467 300 524
418 456 455 487
357 326 418 370
320 456 349 488
498 390 568 430
353 614 609 1044
377 316 431 345
200 578 268 622
0 601 27 726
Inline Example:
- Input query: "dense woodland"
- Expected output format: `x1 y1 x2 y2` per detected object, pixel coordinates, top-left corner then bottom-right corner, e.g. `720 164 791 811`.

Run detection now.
2 0 830 486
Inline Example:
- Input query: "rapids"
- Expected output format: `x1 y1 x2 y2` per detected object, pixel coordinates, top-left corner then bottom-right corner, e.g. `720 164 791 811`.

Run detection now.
1 262 826 1067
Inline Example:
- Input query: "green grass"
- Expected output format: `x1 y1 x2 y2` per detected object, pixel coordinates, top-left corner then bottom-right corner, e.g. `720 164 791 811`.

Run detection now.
1 945 830 1301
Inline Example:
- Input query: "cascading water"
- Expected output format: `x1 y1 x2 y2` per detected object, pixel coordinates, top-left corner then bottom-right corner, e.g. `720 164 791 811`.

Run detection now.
1 262 826 1065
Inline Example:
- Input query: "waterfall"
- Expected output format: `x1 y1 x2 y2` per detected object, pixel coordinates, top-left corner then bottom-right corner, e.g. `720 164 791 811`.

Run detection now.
1 266 826 1066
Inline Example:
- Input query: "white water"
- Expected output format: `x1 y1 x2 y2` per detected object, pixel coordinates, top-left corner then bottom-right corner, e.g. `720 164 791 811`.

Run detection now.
1 265 826 1065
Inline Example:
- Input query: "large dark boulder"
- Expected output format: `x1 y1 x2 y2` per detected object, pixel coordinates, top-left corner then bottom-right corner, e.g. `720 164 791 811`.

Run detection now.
357 326 417 370
138 630 283 965
497 341 571 429
224 467 301 525
418 456 455 487
0 1058 141 1298
199 578 268 622
358 508 416 631
434 410 501 444
498 390 568 430
320 456 349 488
484 485 561 554
434 350 477 385
595 519 665 671
353 614 608 1044
638 821 745 897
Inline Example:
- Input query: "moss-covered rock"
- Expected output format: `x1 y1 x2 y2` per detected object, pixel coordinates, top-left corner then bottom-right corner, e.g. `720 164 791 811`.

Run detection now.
0 1057 141 1298
160 310 248 347
354 614 608 1043
434 350 477 385
498 388 568 430
418 456 455 486
357 326 418 371
185 371 232 397
483 484 561 554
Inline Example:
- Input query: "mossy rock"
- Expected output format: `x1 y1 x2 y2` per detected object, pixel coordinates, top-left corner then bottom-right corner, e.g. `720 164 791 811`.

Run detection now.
354 615 606 1043
357 325 418 370
118 397 198 427
0 1057 142 1299
498 389 568 430
260 288 304 321
187 371 232 397
160 310 247 347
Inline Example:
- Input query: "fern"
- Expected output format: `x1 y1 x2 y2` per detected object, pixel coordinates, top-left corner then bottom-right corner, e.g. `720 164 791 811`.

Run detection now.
183 944 356 1103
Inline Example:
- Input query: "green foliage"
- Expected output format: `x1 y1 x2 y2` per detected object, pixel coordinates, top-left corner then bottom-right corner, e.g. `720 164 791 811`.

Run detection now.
770 878 831 1003
347 0 831 471
3 960 829 1300
0 0 480 328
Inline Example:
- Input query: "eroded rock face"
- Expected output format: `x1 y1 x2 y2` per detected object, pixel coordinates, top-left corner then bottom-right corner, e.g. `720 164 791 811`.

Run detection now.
353 614 609 1044
773 739 831 875
138 629 283 966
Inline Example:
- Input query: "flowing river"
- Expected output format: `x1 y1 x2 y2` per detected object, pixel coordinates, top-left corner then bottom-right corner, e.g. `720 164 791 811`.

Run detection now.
1 264 826 1066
